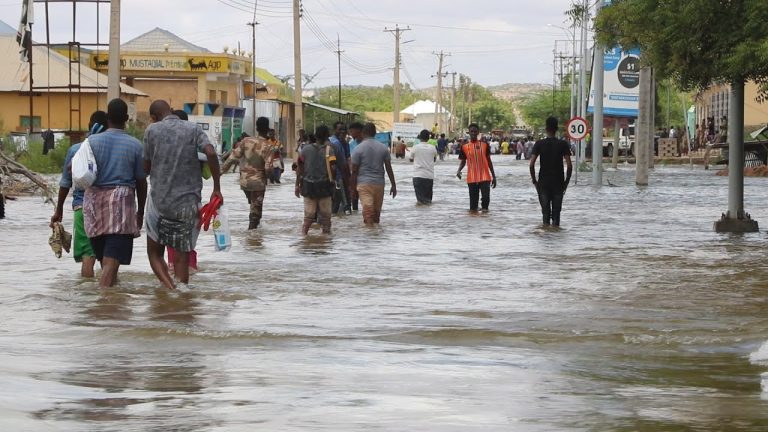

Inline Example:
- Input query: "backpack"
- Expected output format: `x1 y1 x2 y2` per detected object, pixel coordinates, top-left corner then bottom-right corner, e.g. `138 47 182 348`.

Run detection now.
71 138 97 190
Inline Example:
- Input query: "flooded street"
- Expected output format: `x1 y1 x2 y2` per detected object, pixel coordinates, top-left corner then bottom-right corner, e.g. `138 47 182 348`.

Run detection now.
3 156 768 431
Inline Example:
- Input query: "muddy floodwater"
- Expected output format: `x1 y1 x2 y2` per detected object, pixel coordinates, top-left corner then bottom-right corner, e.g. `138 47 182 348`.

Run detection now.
3 156 768 431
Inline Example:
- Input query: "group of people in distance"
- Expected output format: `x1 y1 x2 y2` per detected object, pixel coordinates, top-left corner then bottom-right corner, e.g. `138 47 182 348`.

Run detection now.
294 116 573 231
49 98 571 290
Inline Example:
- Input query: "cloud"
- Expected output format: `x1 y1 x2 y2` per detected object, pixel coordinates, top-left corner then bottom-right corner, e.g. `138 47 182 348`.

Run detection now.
0 0 582 87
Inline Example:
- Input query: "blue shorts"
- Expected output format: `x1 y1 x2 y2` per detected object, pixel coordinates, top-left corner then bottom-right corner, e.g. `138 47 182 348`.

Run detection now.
90 234 134 265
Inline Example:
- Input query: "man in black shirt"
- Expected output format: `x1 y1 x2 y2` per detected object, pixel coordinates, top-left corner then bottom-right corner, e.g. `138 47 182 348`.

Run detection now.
529 117 573 226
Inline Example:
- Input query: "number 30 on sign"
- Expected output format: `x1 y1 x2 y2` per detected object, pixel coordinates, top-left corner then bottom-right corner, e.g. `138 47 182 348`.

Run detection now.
566 116 590 141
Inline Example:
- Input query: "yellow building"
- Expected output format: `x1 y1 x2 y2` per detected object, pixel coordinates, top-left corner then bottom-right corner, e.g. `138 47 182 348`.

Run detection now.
0 34 146 134
694 82 768 132
87 27 301 154
88 28 254 124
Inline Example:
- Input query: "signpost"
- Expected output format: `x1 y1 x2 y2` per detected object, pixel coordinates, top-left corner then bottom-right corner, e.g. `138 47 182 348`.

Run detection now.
566 116 590 141
567 116 590 185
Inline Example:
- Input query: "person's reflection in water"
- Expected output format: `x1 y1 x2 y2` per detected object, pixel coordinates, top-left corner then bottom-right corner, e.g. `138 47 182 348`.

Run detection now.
296 234 332 256
34 353 209 426
151 289 200 323
84 287 132 322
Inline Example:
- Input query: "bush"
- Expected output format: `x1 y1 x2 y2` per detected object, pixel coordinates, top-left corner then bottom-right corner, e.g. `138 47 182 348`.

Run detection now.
126 122 146 141
16 137 71 174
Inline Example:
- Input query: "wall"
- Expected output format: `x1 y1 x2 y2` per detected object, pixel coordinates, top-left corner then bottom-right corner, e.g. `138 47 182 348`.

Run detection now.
695 81 768 130
129 78 198 117
0 92 138 132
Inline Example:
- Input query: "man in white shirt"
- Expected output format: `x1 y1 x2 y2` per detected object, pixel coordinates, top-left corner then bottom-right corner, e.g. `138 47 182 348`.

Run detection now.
411 129 438 204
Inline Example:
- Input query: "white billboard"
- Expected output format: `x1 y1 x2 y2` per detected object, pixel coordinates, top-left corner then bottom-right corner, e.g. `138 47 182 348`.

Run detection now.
392 122 424 145
588 46 641 118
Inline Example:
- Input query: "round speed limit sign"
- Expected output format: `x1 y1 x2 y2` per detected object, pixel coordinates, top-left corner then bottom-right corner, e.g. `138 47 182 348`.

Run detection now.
566 116 590 140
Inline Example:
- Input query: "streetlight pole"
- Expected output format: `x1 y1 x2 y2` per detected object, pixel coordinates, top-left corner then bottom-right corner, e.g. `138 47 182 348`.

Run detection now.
548 24 577 120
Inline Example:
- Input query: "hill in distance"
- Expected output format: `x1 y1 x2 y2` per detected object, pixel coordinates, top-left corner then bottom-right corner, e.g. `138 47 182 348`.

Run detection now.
487 83 552 102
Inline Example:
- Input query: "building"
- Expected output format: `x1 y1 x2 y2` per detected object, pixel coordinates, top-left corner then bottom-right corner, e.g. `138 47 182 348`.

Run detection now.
87 27 302 154
694 82 768 134
363 112 415 132
400 100 451 134
0 26 146 135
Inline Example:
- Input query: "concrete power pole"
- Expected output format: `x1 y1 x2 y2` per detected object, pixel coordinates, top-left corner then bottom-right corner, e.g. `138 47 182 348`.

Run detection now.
578 0 589 163
336 34 343 109
432 51 450 134
591 0 604 187
247 20 258 136
612 118 619 169
107 0 121 101
649 69 656 169
384 25 410 134
714 79 759 232
635 66 652 186
450 71 457 134
293 0 303 139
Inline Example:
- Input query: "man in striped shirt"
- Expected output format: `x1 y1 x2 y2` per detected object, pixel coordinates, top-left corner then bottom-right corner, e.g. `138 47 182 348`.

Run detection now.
82 99 147 288
456 123 497 211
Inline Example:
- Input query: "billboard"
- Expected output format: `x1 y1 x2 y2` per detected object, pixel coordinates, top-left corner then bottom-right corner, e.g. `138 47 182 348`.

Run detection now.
587 46 640 118
391 122 424 145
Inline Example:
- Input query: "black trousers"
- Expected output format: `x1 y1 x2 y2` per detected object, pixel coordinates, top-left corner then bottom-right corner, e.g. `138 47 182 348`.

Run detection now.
537 185 565 226
467 181 491 211
413 177 434 204
331 179 350 214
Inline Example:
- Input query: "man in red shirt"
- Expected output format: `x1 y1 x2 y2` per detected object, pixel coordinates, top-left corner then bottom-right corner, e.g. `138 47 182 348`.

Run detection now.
456 123 497 211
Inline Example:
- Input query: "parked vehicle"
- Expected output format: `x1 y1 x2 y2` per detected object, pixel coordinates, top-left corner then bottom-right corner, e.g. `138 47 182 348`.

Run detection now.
603 123 635 157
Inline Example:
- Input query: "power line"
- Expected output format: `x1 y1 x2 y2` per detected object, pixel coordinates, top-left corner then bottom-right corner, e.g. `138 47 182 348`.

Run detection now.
302 10 391 74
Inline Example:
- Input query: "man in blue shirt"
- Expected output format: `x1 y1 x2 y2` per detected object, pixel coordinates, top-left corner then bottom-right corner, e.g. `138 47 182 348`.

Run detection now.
347 122 363 211
50 110 108 277
82 99 147 288
437 133 449 160
329 121 351 215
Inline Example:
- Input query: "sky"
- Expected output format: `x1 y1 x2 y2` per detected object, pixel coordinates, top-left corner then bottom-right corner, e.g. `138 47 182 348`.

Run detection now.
0 0 586 91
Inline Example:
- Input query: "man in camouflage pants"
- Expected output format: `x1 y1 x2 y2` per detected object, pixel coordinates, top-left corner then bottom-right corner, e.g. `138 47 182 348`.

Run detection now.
223 117 272 229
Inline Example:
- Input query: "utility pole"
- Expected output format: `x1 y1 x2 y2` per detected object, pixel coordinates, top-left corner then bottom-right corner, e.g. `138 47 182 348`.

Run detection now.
592 0 604 187
649 70 656 168
552 48 557 113
612 118 619 169
432 51 450 134
247 20 258 136
107 0 121 101
336 34 343 110
449 71 457 134
293 0 303 145
384 25 410 136
636 66 651 186
578 0 589 162
713 79 758 232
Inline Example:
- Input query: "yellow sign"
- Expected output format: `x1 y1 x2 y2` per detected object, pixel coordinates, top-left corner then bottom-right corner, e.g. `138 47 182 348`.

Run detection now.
90 53 250 75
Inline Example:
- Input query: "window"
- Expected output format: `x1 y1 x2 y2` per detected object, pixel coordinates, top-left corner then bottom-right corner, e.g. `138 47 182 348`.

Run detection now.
209 90 217 102
19 116 41 130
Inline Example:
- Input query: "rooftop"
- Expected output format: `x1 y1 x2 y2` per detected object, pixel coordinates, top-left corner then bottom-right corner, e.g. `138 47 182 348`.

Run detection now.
122 27 210 53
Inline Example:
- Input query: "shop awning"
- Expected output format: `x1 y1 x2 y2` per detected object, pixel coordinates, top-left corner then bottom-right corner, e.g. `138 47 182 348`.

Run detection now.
305 101 358 116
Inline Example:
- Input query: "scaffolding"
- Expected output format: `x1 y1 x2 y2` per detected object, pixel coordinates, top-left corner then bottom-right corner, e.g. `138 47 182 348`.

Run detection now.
29 0 111 141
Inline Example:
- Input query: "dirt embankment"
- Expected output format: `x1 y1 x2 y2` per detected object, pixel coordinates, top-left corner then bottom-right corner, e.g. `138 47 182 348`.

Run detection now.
716 166 768 177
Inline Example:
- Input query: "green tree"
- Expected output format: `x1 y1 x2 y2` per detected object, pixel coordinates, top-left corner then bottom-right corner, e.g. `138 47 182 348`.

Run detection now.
594 0 768 93
313 84 423 113
655 78 687 131
454 74 517 132
473 100 515 132
519 89 570 132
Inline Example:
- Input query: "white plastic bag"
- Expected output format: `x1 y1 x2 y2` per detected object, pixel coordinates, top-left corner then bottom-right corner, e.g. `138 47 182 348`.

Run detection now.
71 138 97 190
211 205 231 251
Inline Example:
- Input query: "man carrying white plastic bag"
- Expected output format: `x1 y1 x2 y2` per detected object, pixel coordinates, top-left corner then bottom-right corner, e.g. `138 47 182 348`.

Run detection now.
71 135 98 190
143 100 222 290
